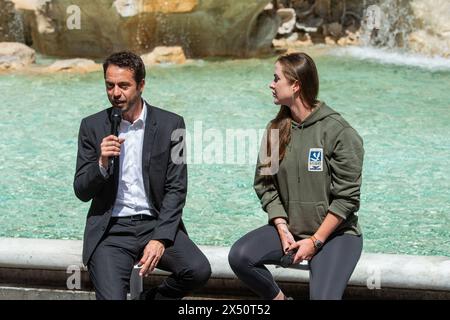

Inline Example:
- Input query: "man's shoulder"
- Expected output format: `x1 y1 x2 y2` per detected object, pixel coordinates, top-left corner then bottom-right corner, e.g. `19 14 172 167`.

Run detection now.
146 103 183 123
81 108 110 125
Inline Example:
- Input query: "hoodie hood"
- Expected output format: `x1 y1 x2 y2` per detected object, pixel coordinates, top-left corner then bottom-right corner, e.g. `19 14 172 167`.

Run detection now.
292 101 340 128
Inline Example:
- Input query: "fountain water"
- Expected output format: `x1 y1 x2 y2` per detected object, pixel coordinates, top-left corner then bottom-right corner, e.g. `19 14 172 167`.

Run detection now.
333 0 450 70
0 1 449 258
0 0 26 43
359 0 415 50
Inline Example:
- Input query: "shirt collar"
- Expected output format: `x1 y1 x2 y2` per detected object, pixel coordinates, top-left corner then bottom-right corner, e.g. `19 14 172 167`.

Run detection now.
122 99 147 127
138 99 147 126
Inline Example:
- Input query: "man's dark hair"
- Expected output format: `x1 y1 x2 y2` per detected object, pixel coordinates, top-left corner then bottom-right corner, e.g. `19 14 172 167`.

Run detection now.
103 51 146 84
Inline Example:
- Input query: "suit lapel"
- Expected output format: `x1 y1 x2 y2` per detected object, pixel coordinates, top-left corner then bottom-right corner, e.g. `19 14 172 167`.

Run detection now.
103 108 120 202
142 101 158 199
103 108 112 138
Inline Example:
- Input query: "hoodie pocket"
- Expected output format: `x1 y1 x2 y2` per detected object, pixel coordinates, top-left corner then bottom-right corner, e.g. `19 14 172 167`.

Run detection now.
287 201 327 236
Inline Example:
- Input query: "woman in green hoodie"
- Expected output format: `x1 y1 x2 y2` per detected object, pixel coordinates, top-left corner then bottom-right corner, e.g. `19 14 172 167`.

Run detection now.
228 52 364 300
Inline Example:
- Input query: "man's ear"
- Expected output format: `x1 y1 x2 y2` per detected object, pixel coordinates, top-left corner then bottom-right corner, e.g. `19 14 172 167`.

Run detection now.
138 79 145 93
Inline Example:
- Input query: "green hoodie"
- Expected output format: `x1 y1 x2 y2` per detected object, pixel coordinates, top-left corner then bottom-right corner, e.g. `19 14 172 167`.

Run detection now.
254 102 364 238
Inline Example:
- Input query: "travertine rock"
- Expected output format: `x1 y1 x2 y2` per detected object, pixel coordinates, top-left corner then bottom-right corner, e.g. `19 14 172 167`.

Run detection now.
3 0 278 58
141 46 186 65
45 58 101 73
0 41 35 70
408 0 450 57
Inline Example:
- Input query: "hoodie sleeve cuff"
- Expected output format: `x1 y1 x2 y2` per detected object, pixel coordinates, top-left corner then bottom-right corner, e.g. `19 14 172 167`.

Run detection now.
328 200 353 220
266 201 288 222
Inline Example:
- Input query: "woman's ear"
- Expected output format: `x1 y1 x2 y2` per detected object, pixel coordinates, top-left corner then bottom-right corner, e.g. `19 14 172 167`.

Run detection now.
292 80 300 94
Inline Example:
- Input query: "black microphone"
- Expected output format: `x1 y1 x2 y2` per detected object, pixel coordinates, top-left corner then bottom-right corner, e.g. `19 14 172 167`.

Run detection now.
109 107 122 175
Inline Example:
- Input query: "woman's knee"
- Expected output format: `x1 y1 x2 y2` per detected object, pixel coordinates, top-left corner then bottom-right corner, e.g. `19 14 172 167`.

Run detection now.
228 241 252 272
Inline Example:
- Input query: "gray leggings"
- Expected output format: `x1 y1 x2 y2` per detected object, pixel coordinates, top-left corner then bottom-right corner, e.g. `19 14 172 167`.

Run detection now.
228 225 362 300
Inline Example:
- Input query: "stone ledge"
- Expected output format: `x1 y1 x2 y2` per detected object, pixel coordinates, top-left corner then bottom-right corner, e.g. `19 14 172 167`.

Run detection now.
0 237 449 299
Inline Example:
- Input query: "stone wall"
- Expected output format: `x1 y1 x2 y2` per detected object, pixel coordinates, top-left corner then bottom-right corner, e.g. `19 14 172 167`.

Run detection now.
1 0 449 59
1 0 279 58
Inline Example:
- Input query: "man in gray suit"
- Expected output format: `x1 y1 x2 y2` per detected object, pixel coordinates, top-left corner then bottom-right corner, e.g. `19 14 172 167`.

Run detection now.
74 51 211 300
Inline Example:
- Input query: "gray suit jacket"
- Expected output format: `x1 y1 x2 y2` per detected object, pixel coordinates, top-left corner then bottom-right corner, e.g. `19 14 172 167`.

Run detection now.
74 101 187 265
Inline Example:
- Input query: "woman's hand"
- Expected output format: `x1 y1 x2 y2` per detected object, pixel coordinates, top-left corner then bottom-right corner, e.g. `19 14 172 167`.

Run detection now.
273 218 295 253
288 238 316 263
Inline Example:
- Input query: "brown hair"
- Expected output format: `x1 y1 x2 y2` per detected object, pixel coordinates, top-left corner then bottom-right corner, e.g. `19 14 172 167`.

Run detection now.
103 51 146 84
265 52 320 168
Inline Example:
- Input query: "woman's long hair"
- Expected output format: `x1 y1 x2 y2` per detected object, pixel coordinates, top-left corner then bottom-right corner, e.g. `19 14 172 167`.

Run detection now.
265 52 320 170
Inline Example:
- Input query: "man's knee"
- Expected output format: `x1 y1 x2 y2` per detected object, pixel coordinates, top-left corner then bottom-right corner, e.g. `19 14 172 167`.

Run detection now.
182 258 211 289
191 259 212 287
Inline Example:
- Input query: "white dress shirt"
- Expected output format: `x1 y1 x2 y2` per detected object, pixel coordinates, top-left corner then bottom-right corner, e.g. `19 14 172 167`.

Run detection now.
100 101 152 217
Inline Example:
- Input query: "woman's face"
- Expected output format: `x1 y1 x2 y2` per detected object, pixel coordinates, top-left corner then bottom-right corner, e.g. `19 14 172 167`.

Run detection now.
269 62 295 106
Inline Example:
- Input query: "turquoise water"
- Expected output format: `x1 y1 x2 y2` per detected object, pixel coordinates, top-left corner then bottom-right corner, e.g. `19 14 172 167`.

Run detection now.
1 52 449 256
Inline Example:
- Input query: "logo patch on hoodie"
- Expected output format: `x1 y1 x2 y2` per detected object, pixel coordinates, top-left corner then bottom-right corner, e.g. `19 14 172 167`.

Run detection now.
308 148 323 172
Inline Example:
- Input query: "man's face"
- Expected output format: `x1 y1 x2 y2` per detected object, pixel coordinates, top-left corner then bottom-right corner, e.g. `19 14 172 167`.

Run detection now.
105 65 144 114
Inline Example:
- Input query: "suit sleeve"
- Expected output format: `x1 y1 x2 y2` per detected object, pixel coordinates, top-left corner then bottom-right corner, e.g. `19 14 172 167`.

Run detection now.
152 117 187 244
73 119 108 202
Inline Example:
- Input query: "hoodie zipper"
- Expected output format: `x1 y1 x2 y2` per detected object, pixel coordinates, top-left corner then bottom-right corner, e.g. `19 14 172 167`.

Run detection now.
297 123 304 184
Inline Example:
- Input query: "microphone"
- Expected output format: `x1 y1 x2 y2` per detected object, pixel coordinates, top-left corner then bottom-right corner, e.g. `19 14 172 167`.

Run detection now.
109 107 122 175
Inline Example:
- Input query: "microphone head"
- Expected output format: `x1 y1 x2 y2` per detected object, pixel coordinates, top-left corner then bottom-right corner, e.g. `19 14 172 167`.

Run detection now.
111 107 122 124
111 107 122 136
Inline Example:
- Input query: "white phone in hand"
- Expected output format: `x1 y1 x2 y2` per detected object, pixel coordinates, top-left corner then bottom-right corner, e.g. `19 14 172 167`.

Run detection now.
130 264 143 299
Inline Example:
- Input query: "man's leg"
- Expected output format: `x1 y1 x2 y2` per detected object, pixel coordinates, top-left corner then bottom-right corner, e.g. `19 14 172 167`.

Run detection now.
142 230 211 299
88 219 138 300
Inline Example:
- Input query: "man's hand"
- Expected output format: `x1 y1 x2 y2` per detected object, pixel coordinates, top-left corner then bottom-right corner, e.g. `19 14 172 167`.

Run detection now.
139 240 165 277
99 135 125 168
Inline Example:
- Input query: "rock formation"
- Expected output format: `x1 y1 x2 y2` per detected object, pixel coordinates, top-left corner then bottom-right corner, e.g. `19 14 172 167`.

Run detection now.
408 0 450 57
1 0 279 58
1 0 449 59
45 58 101 73
0 41 35 71
272 0 449 58
141 46 186 65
